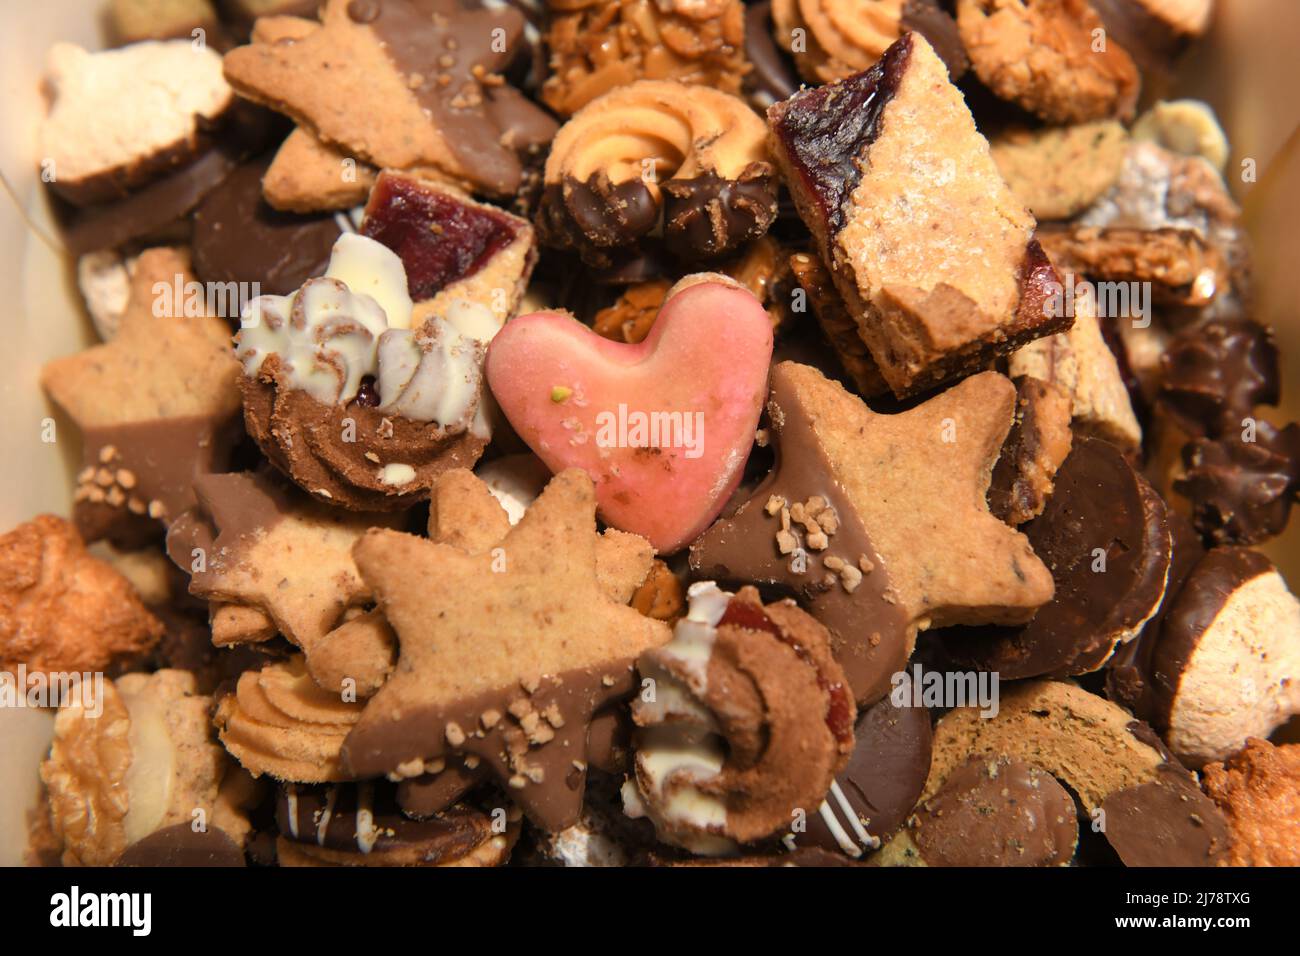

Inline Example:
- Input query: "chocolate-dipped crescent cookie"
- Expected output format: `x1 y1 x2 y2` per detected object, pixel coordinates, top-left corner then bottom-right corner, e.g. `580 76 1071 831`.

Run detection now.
537 80 778 266
934 437 1171 679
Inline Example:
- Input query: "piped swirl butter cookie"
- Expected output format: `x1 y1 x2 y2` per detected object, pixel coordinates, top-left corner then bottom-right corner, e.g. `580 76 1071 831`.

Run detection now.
537 80 778 266
623 583 856 855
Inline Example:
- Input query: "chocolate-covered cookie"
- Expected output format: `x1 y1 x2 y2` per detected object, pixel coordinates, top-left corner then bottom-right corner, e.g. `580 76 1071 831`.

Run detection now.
275 781 516 866
192 155 342 297
935 436 1171 679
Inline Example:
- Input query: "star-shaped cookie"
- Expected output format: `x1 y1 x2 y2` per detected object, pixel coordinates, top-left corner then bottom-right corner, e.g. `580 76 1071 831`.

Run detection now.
166 471 399 658
222 0 557 197
691 361 1054 705
342 468 670 830
41 247 241 543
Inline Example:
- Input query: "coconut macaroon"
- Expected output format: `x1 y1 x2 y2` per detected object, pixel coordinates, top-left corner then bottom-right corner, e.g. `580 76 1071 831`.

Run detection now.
1149 548 1300 767
40 40 233 206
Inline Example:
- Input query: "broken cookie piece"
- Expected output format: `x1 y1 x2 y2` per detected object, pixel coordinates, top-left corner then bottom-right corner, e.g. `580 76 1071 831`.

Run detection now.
1008 285 1142 452
263 127 378 213
768 33 1066 398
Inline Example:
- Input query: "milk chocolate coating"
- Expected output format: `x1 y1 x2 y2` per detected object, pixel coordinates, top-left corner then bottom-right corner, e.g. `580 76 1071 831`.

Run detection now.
910 757 1078 867
192 156 341 297
798 694 932 856
935 437 1171 679
1159 319 1280 439
1176 423 1300 546
1100 766 1231 866
1147 547 1276 732
689 370 911 706
75 414 244 546
394 762 486 820
115 824 246 867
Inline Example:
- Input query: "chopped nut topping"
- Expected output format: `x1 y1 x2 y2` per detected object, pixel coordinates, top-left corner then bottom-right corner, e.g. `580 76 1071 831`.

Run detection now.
445 721 466 747
765 494 786 516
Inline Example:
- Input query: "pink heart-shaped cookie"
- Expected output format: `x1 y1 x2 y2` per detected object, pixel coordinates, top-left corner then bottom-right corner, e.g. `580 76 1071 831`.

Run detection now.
486 276 773 553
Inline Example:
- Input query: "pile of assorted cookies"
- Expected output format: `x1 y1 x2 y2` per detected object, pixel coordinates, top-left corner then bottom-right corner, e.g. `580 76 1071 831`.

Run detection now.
9 0 1299 867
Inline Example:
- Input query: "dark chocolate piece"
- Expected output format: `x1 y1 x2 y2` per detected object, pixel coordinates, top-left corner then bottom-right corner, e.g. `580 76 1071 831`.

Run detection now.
661 167 780 261
798 693 932 857
1176 423 1300 546
115 824 246 867
1089 0 1194 78
1159 318 1280 439
910 757 1078 867
1105 511 1204 720
192 156 341 297
59 147 239 255
935 436 1170 679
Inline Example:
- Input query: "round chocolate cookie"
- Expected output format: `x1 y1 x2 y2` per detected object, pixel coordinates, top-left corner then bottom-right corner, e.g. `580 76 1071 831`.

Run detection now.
933 436 1171 678
192 155 341 298
275 781 515 867
1100 765 1232 867
908 756 1078 867
794 693 932 859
